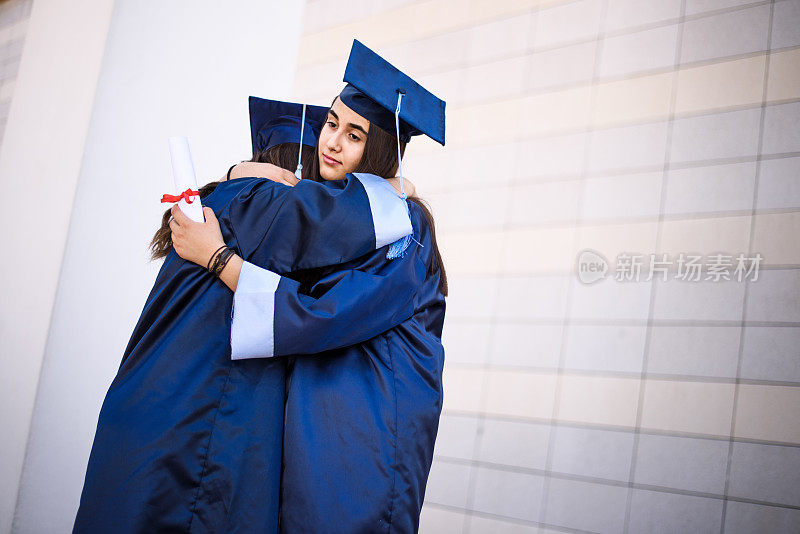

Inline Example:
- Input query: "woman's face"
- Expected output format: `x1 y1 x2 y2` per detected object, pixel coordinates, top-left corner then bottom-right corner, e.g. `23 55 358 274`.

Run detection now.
317 97 369 181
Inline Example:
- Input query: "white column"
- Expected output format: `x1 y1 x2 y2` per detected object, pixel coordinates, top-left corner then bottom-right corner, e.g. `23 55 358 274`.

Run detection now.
0 1 115 532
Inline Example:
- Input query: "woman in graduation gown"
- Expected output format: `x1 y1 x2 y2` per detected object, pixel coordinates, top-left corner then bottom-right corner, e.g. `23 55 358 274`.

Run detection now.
173 41 448 533
72 97 417 533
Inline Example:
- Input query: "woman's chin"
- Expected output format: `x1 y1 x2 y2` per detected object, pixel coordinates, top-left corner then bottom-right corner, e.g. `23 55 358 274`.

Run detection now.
320 168 347 181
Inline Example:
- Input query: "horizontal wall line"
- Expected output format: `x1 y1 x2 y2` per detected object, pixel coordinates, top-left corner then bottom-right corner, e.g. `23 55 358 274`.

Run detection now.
443 365 800 388
438 410 800 448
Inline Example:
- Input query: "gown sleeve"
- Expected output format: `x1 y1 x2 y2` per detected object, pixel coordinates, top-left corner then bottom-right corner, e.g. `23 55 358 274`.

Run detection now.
230 206 428 360
225 172 412 274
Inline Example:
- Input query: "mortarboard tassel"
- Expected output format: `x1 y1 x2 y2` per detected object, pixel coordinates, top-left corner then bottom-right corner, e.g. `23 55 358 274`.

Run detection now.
295 104 306 181
394 92 407 201
386 232 413 259
386 91 419 259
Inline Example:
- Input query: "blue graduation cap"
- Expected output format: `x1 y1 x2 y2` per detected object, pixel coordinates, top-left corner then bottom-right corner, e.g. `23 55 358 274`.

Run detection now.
340 39 446 146
248 96 328 178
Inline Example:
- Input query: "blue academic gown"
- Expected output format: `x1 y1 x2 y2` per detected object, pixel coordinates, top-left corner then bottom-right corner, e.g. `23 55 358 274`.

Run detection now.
73 173 412 534
231 200 446 533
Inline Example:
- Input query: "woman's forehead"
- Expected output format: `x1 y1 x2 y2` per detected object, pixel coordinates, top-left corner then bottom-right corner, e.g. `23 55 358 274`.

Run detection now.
331 97 370 131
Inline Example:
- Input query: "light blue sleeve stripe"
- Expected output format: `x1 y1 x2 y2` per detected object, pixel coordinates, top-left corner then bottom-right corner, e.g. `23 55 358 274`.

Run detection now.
230 260 281 360
353 172 413 248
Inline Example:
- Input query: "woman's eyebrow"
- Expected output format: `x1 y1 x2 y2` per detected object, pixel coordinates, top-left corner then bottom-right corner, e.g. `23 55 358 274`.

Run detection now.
347 122 368 136
328 109 368 136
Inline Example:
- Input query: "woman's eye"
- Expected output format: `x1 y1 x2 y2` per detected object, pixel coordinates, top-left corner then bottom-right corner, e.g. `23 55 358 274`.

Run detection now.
349 133 361 142
326 121 337 128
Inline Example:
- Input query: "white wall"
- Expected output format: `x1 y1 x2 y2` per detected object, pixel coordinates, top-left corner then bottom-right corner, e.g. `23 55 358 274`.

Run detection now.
7 1 304 532
289 2 800 532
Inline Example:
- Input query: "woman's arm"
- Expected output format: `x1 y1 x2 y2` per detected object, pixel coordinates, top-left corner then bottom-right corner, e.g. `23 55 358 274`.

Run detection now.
227 161 416 197
229 162 299 186
169 169 412 280
231 236 426 359
170 211 420 358
170 172 418 292
170 169 417 291
227 172 413 274
232 202 431 359
170 201 431 359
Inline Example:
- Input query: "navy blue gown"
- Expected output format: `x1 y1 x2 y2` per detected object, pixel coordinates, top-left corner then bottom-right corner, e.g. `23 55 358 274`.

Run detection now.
227 199 445 533
73 173 414 533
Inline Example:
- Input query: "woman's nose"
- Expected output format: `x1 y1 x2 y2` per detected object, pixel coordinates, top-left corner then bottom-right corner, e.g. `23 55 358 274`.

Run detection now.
327 132 342 152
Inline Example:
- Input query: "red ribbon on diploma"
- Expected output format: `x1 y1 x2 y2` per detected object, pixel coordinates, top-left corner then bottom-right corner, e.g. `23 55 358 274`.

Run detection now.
160 189 200 204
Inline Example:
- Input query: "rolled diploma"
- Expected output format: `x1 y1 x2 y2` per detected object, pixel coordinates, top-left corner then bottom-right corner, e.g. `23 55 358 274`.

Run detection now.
168 136 204 222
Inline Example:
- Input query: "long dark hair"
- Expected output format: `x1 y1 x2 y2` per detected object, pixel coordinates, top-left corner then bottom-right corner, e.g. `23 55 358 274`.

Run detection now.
149 143 312 260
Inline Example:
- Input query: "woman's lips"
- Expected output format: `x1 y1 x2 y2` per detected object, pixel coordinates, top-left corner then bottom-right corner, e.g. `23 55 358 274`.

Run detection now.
322 153 341 165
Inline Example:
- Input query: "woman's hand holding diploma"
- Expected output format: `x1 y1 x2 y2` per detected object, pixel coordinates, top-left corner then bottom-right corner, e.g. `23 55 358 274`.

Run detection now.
170 205 242 291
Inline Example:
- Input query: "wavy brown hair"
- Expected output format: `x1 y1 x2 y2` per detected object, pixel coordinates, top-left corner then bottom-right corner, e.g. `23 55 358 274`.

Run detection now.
149 143 312 260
